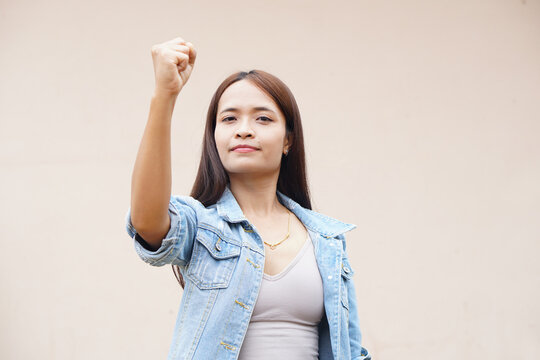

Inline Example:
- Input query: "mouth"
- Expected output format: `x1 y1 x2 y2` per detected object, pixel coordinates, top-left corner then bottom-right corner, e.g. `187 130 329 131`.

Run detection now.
231 145 259 152
232 147 258 153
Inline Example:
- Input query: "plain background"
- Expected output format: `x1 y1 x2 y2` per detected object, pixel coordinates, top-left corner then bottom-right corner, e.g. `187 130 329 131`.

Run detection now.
1 0 539 359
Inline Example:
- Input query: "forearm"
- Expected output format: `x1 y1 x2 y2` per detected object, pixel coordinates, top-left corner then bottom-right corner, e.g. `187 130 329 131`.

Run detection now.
130 91 177 239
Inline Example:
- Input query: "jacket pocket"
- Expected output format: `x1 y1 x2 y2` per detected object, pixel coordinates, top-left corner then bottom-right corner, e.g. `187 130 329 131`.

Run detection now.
186 226 242 290
340 257 355 310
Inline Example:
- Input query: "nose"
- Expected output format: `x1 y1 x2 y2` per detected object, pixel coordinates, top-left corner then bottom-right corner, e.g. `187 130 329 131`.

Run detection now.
235 118 254 138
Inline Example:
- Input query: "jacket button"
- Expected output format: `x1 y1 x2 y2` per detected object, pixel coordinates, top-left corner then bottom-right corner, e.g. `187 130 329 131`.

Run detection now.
344 267 350 273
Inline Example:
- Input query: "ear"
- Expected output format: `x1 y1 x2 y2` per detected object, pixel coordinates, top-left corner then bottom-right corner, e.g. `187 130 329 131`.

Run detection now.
284 132 293 150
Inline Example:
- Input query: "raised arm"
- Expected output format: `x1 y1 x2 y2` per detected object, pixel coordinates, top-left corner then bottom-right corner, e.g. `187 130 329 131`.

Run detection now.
129 37 197 251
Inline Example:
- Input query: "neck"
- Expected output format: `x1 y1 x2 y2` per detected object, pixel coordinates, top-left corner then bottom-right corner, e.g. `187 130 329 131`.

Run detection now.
228 176 287 219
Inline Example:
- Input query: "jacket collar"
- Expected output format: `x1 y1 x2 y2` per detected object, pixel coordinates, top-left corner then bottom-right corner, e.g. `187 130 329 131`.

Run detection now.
216 184 357 238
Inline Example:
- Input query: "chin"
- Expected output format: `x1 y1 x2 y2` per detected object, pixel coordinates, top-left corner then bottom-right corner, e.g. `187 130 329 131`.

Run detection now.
225 165 261 174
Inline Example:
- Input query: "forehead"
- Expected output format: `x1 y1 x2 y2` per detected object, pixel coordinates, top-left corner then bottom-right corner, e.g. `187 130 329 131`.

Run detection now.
218 80 279 113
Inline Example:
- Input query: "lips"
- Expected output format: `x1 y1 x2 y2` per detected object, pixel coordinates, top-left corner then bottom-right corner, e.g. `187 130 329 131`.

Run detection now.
231 145 259 151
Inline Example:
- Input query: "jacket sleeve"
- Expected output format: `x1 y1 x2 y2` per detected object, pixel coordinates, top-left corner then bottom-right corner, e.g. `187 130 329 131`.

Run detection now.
347 275 372 359
125 195 199 267
341 236 372 360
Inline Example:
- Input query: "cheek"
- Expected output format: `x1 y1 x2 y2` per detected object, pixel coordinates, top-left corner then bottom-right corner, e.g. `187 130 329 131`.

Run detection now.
214 130 234 164
259 132 286 153
214 129 227 151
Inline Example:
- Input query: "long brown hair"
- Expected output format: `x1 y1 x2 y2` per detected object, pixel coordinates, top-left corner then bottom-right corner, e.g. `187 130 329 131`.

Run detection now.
172 69 311 288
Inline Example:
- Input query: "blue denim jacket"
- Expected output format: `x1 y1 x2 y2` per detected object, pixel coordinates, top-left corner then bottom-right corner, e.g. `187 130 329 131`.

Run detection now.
125 185 371 360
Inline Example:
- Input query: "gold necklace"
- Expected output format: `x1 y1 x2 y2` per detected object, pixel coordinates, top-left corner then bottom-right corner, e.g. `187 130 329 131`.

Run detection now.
263 210 291 250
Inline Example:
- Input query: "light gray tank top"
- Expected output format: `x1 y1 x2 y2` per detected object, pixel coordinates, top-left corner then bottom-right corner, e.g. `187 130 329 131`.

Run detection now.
238 231 324 359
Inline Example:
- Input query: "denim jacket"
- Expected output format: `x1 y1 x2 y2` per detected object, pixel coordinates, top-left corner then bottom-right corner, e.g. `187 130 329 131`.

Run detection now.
125 185 371 360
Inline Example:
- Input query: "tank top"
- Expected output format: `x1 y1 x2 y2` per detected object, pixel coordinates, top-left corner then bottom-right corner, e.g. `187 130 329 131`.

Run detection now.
237 231 325 359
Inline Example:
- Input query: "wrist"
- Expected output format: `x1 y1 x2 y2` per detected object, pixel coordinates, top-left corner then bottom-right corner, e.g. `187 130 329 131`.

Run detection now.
152 88 180 101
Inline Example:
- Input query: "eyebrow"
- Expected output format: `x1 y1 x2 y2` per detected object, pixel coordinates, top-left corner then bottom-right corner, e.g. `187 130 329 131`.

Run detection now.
219 106 276 115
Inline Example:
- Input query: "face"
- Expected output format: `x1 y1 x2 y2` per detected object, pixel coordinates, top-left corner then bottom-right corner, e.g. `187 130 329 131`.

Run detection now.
215 80 290 178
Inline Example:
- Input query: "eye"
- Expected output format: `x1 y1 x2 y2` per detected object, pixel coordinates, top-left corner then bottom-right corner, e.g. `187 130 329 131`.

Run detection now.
222 116 235 122
258 116 273 122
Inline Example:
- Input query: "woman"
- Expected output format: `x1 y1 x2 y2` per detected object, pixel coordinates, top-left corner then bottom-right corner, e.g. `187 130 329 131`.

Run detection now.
126 36 371 360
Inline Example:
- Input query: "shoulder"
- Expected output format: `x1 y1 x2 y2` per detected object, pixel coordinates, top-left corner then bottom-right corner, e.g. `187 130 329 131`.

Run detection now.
291 206 357 239
170 194 222 224
171 194 205 210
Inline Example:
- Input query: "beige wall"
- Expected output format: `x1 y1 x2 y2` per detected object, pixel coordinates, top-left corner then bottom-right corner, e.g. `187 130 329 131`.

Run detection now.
1 0 539 359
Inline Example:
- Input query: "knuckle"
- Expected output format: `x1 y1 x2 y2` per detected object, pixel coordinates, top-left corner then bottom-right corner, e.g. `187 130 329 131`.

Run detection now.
151 45 160 55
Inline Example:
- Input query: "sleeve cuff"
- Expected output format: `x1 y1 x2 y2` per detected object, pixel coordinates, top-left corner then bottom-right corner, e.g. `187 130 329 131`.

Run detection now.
125 199 183 266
